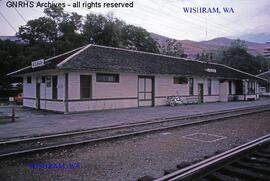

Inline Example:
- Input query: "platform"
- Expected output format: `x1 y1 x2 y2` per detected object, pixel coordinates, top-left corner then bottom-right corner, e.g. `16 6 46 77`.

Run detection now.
0 98 270 141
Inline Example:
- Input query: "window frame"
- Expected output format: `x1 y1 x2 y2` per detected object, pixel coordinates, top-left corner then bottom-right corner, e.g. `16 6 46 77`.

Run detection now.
173 76 188 84
41 76 46 83
52 75 58 100
96 73 119 83
208 79 212 95
189 78 194 96
80 75 92 99
27 76 32 84
229 81 232 95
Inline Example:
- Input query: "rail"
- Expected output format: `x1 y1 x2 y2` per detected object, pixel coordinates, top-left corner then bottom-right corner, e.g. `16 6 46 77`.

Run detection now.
155 134 270 181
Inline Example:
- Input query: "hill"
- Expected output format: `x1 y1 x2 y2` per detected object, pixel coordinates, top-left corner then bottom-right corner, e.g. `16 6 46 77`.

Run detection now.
150 33 269 58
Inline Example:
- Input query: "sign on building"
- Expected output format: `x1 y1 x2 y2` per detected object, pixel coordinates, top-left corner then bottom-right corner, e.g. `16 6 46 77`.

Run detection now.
205 68 217 73
32 59 44 68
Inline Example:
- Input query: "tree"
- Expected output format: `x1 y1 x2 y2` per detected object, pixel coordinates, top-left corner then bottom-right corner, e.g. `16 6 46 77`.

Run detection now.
4 8 160 88
121 25 159 53
82 13 159 53
160 39 185 57
0 40 24 87
17 17 57 44
199 40 269 75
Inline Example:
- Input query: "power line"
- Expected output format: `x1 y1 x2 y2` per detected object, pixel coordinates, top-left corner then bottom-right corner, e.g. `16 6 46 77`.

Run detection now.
13 7 27 24
147 0 241 37
135 1 236 38
23 0 231 39
0 11 17 33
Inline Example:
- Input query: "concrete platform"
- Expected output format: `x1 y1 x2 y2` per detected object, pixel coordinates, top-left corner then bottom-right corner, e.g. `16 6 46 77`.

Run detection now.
0 98 270 141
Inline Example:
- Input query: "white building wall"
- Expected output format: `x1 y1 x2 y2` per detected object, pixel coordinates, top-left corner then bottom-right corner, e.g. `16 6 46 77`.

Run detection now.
155 75 189 96
68 72 80 99
23 76 36 108
68 71 138 100
155 76 220 106
212 79 220 95
192 77 220 103
94 73 137 98
23 76 36 98
23 99 36 108
22 70 259 113
68 71 138 112
22 72 66 112
40 101 65 112
69 99 137 112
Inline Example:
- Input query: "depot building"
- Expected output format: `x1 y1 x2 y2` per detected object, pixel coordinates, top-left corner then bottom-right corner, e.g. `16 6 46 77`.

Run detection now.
8 44 265 113
257 70 270 96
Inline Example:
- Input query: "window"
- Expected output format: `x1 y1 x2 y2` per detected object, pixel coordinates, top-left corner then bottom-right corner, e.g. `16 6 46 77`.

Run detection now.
219 79 225 83
96 73 119 83
80 75 92 99
174 77 188 84
42 76 46 83
229 81 232 95
208 79 212 95
189 78 194 96
27 76 31 84
46 76 51 87
52 76 58 99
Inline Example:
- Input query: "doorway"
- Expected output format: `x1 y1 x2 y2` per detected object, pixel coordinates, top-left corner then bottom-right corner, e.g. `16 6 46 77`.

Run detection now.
138 76 154 107
198 83 204 103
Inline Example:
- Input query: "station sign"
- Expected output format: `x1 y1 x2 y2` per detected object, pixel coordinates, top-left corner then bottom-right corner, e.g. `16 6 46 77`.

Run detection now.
32 59 44 68
205 68 217 73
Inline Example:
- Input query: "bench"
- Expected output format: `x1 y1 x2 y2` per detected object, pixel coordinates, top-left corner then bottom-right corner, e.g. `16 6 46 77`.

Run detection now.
185 97 198 104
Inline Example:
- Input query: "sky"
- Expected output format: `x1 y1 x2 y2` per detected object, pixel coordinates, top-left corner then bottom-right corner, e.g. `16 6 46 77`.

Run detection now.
0 0 270 43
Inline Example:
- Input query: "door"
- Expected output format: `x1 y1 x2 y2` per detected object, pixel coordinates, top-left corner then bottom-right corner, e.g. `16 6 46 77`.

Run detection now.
219 81 229 102
52 75 58 99
138 76 154 107
198 83 204 103
36 83 41 110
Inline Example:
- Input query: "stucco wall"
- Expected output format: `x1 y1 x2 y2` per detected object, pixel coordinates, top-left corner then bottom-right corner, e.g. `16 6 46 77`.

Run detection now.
22 70 259 113
155 75 189 96
23 76 36 99
23 76 36 108
68 72 137 100
40 100 65 112
23 98 36 108
68 99 137 112
67 71 138 112
23 72 65 112
155 76 220 105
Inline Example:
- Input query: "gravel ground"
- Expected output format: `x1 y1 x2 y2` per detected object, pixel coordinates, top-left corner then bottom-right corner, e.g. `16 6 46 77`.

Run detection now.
0 111 270 181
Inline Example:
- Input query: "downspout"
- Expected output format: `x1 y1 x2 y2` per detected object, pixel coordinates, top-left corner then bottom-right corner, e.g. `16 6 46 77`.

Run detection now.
64 73 69 114
243 80 246 101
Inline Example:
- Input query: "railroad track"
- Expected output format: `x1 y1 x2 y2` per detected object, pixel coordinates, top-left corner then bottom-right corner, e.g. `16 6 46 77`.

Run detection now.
0 104 270 158
154 134 270 181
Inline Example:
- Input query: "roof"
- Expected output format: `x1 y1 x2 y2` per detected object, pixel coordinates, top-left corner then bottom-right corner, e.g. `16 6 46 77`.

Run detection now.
257 70 270 81
7 46 85 76
8 44 264 81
